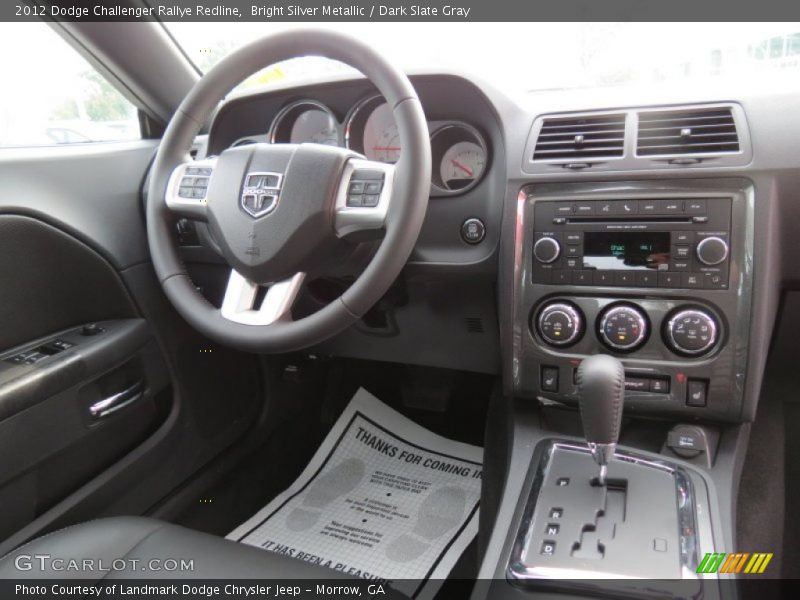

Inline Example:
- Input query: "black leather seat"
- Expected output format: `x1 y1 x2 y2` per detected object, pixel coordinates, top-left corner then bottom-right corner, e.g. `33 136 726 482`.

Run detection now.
0 517 343 579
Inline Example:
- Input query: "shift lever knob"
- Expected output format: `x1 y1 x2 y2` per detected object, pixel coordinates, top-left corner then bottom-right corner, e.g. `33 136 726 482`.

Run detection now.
576 354 625 484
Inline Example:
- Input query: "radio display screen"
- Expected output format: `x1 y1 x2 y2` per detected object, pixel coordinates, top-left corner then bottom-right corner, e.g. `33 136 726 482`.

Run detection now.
582 232 670 271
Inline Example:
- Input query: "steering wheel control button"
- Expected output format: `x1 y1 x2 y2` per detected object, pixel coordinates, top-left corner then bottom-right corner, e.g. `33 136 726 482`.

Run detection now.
346 172 385 207
541 366 559 392
598 304 649 352
536 302 584 347
461 218 486 244
178 172 211 199
533 236 561 263
666 308 719 356
696 236 729 266
686 379 709 407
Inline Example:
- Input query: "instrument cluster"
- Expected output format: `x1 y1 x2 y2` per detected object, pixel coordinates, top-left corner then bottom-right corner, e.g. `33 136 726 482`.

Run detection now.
258 95 489 196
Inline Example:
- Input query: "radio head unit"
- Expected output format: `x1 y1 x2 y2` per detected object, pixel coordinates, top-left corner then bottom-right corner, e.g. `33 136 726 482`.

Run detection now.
532 198 731 290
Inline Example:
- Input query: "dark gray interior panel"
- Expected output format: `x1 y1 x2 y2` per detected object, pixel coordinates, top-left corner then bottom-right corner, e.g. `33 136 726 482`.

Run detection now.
0 141 158 270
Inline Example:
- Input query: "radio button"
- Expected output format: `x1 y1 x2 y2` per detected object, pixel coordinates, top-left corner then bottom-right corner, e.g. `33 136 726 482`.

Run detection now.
615 271 635 286
593 271 614 286
671 260 691 271
656 200 683 214
673 245 692 259
636 271 658 287
685 200 707 214
704 272 728 289
674 231 694 244
613 201 638 215
555 204 574 215
552 270 572 285
681 273 704 288
565 245 582 257
639 200 658 214
597 202 614 216
565 232 583 245
659 272 681 287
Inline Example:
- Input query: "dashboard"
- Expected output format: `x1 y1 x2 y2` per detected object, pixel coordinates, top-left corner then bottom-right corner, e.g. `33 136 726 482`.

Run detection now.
195 71 800 426
215 84 491 197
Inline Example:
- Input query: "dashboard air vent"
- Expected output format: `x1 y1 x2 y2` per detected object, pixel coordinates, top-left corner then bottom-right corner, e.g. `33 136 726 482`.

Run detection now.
637 106 740 156
533 114 626 161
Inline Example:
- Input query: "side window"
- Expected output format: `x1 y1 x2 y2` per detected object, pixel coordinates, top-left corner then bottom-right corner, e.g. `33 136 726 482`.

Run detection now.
0 23 141 148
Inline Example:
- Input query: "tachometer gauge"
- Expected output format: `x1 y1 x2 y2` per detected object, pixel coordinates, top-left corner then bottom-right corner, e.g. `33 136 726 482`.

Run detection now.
440 141 486 191
430 124 489 195
362 102 401 163
269 100 340 146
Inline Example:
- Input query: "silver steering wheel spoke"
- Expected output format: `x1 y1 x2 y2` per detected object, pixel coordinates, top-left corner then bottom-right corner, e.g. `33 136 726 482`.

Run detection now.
164 157 217 220
220 270 305 326
334 158 395 237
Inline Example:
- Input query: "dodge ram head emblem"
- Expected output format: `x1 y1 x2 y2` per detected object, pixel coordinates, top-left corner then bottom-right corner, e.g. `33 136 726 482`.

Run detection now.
240 172 282 218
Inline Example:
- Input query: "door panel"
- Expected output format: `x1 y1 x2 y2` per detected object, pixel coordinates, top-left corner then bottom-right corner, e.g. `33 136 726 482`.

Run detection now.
0 142 264 551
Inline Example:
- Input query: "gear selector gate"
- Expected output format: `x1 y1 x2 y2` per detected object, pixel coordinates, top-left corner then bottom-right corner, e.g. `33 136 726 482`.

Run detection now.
507 355 707 596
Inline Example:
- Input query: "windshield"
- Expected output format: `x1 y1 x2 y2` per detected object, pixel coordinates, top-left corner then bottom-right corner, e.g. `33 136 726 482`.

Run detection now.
166 22 800 94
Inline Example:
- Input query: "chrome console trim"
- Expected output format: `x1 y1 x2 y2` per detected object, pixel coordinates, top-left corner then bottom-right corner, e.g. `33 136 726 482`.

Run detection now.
507 440 708 597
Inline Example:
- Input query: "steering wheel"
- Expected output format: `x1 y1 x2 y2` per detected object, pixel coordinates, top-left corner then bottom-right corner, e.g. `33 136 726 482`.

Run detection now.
146 30 431 353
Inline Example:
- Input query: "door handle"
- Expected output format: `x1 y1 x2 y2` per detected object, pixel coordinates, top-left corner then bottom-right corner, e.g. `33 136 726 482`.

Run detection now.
89 381 144 419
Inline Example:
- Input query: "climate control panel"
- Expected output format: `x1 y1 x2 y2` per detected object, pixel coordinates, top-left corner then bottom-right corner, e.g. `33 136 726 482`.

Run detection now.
533 300 720 359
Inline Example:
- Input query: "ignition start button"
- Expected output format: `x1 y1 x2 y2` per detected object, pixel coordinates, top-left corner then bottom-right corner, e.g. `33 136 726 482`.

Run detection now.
461 218 486 244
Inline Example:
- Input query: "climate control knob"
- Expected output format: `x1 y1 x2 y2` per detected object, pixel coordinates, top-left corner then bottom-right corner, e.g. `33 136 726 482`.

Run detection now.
536 302 583 347
598 304 649 352
533 237 561 264
665 308 719 356
696 236 729 266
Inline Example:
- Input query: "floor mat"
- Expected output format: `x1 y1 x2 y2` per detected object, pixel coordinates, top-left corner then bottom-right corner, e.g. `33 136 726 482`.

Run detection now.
228 388 483 598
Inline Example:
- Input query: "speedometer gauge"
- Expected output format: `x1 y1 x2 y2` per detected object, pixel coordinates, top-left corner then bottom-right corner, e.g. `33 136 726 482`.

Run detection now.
440 141 486 190
362 102 400 163
345 96 402 164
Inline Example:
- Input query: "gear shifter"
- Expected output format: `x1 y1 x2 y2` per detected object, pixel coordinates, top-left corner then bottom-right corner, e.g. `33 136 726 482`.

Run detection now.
576 355 625 485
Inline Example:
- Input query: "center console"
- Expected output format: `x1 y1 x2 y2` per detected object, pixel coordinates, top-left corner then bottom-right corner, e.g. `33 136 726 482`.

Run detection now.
475 179 755 598
511 180 753 422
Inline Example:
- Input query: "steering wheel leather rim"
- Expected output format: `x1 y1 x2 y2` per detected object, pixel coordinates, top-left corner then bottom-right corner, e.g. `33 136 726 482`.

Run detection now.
146 29 431 353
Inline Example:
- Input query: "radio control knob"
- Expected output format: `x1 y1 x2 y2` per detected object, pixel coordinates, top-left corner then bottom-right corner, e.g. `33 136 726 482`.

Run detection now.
696 236 729 266
598 304 649 352
533 237 561 264
666 308 719 356
536 302 583 347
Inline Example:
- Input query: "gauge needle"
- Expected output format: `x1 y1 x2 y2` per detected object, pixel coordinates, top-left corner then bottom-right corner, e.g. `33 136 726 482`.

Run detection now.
372 146 401 151
451 159 473 177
